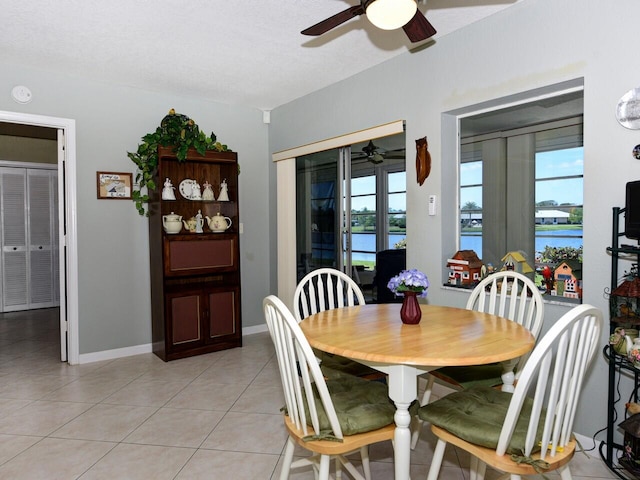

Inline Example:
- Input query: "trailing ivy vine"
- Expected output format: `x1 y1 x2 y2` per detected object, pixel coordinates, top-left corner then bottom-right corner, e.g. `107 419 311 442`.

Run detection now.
128 109 231 216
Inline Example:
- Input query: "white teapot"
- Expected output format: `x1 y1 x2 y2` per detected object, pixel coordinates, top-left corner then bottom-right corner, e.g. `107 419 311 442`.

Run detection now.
182 216 198 233
162 212 182 234
206 213 232 232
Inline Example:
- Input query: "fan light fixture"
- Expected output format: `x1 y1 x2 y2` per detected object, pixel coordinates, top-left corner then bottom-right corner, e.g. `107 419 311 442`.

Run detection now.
366 0 417 30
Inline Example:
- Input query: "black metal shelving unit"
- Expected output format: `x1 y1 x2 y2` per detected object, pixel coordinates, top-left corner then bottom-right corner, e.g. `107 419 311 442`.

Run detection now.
601 206 640 479
601 345 640 479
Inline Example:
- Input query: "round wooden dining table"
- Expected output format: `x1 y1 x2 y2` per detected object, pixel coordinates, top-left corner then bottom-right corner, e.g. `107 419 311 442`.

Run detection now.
299 303 535 480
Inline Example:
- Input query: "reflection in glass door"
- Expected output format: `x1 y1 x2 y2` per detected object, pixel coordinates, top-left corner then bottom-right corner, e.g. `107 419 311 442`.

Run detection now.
296 149 341 281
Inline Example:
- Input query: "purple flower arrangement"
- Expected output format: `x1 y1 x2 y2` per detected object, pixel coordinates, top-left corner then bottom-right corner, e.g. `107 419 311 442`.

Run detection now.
387 269 430 298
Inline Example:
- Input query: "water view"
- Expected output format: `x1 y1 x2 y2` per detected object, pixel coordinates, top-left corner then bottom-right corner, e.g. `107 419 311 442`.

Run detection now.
461 228 583 254
347 229 583 264
350 233 405 263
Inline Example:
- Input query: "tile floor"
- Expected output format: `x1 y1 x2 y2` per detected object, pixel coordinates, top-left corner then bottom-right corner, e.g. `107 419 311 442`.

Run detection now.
0 307 619 479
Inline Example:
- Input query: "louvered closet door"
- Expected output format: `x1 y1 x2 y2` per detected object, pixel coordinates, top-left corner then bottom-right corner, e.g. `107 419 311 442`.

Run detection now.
28 169 57 309
1 168 28 311
52 173 59 304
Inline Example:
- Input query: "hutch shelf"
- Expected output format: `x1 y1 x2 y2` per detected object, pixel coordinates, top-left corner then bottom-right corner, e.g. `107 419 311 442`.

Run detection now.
149 146 241 361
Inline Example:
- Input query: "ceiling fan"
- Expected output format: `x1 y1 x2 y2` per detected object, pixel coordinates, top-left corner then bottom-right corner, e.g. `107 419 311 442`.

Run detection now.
301 0 437 43
352 140 406 164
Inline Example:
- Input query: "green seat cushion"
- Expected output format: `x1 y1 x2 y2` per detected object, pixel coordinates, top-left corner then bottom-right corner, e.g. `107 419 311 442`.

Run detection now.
315 350 381 378
433 363 505 389
418 386 544 455
307 373 417 438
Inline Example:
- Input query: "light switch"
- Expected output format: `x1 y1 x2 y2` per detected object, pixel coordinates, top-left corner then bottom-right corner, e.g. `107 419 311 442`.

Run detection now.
428 195 437 216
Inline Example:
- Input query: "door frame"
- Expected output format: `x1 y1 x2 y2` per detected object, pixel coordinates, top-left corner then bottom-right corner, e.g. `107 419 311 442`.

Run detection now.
0 110 79 364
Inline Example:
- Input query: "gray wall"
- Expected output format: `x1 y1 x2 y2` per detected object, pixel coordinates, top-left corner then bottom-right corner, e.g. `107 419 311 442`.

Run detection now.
0 63 272 354
270 0 637 443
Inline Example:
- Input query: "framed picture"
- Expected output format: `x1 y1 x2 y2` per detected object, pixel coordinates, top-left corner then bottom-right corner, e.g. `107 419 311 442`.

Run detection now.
97 171 133 199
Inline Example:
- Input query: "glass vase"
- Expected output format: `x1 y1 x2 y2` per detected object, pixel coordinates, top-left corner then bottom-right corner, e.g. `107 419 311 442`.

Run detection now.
400 291 421 324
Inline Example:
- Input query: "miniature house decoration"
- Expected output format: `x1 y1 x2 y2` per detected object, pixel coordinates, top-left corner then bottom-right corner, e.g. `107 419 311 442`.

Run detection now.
553 259 583 299
501 251 534 275
447 250 483 287
609 275 640 328
618 413 640 476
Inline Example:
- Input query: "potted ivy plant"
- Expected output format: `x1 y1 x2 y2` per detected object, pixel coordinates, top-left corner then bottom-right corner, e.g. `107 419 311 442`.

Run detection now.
128 109 231 216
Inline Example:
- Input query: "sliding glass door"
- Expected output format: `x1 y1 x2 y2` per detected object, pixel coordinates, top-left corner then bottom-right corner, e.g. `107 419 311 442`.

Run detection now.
295 134 406 293
296 148 343 279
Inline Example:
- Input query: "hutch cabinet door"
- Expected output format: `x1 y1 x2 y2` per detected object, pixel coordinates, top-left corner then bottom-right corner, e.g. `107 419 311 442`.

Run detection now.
166 290 202 348
207 287 240 338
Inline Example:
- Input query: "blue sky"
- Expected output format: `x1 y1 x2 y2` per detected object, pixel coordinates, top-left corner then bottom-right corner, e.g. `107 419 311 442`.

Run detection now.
350 171 406 211
461 147 584 207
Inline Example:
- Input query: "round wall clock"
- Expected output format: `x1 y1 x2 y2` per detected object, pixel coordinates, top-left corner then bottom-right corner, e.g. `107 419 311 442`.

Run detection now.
616 87 640 129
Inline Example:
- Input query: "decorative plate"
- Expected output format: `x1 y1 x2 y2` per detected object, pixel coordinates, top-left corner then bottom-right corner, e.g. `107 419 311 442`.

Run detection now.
179 179 195 199
616 87 640 129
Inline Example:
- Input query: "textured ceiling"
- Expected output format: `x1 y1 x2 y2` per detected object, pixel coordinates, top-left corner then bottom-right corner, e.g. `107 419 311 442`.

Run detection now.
1 0 520 111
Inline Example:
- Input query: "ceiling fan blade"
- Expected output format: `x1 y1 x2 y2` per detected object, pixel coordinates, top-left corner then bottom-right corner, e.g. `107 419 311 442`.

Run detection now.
402 10 437 43
383 148 406 159
301 5 365 36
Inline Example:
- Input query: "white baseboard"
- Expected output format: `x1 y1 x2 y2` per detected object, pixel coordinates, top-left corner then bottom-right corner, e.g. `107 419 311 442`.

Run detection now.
78 343 153 364
242 323 268 336
77 324 269 364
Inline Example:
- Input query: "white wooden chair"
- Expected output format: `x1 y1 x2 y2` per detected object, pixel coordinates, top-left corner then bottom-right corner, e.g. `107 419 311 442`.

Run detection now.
420 304 602 480
412 270 544 448
293 267 365 322
293 268 381 378
263 295 395 480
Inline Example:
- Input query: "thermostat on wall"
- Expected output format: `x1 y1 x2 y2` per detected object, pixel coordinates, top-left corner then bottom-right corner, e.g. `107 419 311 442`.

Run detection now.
11 85 32 104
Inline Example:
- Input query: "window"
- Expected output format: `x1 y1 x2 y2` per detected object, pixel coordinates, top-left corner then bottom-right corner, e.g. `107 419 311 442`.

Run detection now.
458 89 583 301
387 171 407 249
348 155 406 268
350 175 377 265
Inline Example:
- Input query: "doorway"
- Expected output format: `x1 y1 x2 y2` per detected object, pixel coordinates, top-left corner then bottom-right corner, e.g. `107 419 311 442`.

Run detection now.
0 111 79 364
294 131 406 302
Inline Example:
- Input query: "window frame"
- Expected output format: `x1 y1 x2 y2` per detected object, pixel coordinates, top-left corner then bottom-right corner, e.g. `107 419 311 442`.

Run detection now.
439 79 585 303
